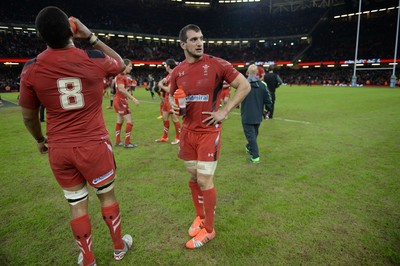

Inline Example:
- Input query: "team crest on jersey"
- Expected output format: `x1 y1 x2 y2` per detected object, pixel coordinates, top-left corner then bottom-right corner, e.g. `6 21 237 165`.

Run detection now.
179 71 185 77
203 64 209 76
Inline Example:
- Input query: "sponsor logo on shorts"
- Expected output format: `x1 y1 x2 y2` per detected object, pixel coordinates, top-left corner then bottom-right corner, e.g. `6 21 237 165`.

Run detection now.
93 169 114 185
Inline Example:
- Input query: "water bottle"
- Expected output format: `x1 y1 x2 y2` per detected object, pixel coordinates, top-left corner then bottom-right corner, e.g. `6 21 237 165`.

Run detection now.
174 86 186 116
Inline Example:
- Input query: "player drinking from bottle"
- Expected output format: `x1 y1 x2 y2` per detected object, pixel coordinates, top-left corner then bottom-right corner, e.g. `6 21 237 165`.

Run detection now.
19 7 132 265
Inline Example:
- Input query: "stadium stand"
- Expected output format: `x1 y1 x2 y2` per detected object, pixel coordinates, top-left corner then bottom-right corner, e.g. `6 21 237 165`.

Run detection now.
303 8 399 61
0 0 399 89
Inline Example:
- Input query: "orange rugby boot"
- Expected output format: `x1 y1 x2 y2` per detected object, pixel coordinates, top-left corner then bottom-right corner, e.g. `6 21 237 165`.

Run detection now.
185 227 215 249
188 216 204 237
155 137 168 143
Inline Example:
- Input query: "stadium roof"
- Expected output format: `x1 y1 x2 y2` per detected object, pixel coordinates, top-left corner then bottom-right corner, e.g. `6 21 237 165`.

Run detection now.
162 0 347 9
255 0 345 13
117 0 395 14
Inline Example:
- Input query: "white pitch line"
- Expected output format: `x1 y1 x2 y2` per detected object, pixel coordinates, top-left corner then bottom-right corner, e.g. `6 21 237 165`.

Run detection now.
134 101 311 124
0 99 19 106
274 118 311 124
229 111 311 124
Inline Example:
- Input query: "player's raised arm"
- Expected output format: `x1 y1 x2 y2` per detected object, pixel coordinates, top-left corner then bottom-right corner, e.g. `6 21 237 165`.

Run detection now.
69 16 125 73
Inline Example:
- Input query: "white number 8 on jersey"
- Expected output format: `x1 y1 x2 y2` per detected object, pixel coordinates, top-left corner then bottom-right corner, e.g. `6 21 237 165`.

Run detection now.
58 77 85 110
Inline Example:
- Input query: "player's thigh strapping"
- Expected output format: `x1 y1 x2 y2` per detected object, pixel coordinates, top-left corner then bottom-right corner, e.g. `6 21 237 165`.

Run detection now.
179 128 221 175
49 140 117 204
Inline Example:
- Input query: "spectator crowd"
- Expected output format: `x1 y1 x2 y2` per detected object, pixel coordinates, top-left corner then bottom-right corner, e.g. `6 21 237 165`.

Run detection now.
0 0 398 90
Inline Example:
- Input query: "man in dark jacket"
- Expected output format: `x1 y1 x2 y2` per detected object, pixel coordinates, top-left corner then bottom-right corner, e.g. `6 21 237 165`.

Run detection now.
241 64 272 163
263 65 282 118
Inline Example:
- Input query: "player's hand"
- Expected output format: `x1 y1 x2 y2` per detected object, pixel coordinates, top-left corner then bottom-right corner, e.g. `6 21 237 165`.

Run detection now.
202 110 228 126
170 102 179 116
37 137 48 154
133 98 140 106
69 17 92 39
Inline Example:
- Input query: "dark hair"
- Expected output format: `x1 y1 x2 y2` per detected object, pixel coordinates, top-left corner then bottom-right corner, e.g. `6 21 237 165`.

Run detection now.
268 65 275 72
165 58 176 69
179 24 201 43
123 59 131 66
35 6 72 49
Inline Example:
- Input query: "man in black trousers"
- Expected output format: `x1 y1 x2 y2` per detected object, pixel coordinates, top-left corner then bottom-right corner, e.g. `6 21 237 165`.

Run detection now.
39 104 45 122
241 64 272 163
263 65 282 119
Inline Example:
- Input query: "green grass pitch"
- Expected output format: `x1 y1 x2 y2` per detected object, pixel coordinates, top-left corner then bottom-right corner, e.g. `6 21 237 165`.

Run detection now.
1 85 399 265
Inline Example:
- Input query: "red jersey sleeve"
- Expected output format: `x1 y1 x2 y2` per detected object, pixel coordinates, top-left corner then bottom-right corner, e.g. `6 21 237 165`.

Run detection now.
169 67 179 96
116 74 128 87
91 51 123 77
114 74 129 99
19 62 41 109
164 74 171 86
214 57 240 84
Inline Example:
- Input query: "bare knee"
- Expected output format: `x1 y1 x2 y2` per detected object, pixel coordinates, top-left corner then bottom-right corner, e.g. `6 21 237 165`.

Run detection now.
95 181 117 207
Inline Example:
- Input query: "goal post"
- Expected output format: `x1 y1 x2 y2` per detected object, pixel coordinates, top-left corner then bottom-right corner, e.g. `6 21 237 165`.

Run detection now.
351 0 400 88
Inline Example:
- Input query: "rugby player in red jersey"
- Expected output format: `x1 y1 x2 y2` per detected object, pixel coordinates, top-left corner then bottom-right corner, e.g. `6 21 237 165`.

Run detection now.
113 59 140 148
220 81 231 118
19 7 132 265
169 24 251 249
156 58 181 144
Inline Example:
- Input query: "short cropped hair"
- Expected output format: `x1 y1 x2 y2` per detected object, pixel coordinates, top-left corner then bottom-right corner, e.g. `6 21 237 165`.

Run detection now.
35 6 73 49
179 24 201 43
123 59 131 66
165 58 177 69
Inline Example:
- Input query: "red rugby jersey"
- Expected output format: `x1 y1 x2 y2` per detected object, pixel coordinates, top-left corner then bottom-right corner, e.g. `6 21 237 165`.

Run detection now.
162 73 172 99
169 54 239 132
114 73 130 100
19 46 123 147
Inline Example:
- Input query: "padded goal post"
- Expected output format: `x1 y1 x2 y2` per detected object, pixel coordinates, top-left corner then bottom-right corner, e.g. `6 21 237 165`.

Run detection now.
351 0 400 88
